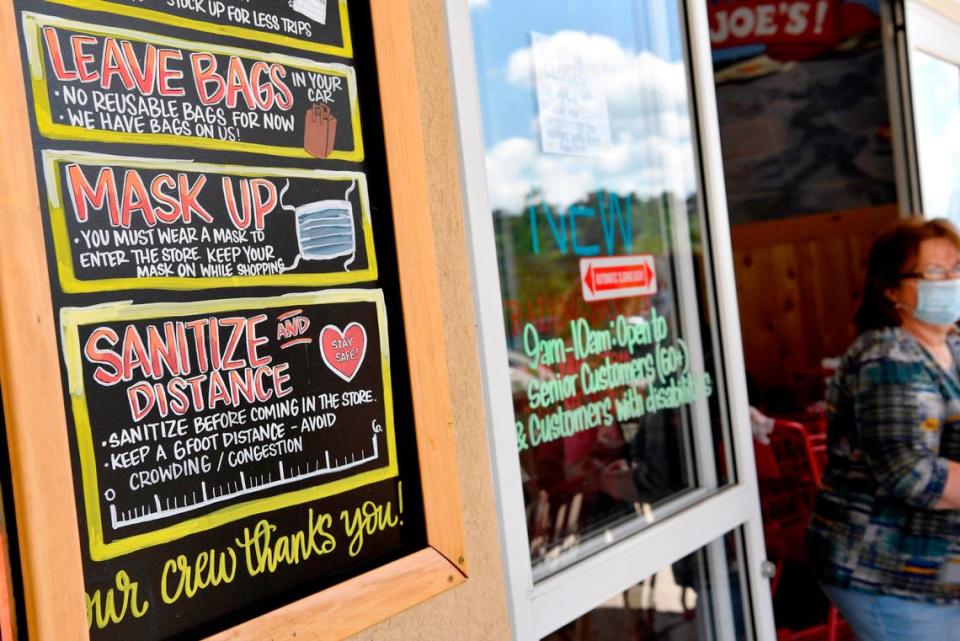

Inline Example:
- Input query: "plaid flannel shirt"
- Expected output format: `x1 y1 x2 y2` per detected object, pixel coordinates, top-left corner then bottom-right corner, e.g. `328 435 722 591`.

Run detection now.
807 327 960 603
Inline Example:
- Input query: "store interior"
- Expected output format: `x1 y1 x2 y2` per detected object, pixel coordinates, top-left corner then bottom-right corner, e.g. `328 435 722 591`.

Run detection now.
714 1 897 638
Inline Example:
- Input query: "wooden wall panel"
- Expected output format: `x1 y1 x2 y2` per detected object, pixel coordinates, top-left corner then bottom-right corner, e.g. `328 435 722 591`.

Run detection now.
768 246 807 382
734 250 781 385
731 206 899 407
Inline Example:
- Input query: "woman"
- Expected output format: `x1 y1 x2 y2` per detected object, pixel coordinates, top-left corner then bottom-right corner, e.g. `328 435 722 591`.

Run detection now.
808 218 960 639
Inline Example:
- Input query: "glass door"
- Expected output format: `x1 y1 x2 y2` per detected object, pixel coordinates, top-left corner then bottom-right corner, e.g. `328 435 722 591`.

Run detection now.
905 0 960 222
446 0 775 638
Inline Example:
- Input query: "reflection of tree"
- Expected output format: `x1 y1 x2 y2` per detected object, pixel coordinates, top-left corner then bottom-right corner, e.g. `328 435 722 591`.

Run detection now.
497 188 708 569
494 189 674 349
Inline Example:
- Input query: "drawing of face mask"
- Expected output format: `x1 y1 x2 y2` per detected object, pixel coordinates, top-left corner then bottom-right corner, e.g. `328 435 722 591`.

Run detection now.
290 0 328 25
295 198 357 264
280 179 358 273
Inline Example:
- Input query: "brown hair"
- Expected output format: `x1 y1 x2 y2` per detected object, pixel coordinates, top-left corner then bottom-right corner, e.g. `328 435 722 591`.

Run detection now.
855 218 960 333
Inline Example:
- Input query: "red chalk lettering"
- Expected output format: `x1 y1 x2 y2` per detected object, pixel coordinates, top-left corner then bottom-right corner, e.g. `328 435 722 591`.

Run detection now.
44 27 79 81
44 29 186 94
66 165 213 228
190 53 293 111
222 178 276 230
157 48 185 97
68 164 117 224
85 327 123 386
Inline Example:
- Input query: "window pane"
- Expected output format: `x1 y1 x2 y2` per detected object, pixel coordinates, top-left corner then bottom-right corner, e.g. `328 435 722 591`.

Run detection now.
470 0 733 580
912 50 960 222
541 530 752 641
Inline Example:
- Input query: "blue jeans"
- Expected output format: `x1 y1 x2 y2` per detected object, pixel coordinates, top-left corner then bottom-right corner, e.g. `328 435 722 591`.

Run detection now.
821 583 960 641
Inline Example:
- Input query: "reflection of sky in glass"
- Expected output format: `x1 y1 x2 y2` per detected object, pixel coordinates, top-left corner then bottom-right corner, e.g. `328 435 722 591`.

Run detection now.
469 1 722 578
912 50 960 223
470 0 696 211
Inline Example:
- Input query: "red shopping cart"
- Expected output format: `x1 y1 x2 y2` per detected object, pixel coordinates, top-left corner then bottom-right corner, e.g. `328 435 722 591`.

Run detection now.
755 420 850 641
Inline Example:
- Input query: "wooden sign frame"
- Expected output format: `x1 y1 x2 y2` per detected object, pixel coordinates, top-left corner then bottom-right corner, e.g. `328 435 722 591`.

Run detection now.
0 1 466 639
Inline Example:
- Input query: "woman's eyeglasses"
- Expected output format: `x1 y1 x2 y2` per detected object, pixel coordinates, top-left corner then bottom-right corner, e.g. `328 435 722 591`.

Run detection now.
898 264 960 280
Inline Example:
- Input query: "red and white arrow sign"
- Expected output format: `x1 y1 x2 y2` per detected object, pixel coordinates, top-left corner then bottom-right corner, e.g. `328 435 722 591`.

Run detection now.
580 255 657 302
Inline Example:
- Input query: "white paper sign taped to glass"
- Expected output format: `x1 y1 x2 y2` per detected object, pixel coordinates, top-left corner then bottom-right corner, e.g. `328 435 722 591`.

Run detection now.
531 30 612 157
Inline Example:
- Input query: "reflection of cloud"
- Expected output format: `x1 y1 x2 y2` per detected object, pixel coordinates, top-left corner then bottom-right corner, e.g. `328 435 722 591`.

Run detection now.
918 112 960 220
507 32 689 116
912 53 960 221
488 31 696 212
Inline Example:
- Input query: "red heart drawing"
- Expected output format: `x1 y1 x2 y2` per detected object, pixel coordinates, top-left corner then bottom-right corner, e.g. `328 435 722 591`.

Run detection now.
319 322 367 382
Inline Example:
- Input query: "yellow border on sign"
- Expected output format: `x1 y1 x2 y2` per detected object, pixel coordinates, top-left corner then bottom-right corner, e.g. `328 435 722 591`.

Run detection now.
60 289 398 561
45 0 354 59
41 150 379 292
22 12 364 161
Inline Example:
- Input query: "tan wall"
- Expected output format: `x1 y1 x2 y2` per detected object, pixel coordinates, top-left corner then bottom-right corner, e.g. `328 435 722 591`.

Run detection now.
915 0 960 23
352 1 512 639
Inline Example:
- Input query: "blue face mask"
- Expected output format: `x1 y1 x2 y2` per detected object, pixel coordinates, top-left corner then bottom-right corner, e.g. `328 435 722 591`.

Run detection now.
913 279 960 326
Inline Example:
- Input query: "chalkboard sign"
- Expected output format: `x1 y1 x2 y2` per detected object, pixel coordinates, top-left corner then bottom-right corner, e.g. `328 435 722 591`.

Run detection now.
62 291 397 561
50 0 354 56
23 12 362 159
2 1 463 639
43 152 378 291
